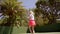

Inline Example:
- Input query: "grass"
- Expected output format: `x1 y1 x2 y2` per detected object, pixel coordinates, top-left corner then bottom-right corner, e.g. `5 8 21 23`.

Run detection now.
12 26 27 34
0 26 28 34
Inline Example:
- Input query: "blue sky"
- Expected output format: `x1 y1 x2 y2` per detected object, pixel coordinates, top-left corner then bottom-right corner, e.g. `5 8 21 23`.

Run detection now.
18 0 37 9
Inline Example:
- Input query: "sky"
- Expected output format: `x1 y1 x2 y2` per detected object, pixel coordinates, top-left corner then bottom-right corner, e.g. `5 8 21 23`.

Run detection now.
18 0 37 9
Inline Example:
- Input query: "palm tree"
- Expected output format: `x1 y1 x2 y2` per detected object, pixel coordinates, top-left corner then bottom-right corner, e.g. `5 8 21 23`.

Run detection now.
1 0 24 26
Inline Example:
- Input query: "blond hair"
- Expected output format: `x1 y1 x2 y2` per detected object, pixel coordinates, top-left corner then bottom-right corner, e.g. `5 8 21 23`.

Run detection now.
30 10 34 15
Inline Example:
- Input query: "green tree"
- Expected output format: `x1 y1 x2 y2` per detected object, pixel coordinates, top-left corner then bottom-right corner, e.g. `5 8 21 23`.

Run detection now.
35 0 59 25
1 0 25 26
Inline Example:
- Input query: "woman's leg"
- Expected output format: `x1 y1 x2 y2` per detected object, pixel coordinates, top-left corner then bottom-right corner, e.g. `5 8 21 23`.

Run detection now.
32 26 35 34
29 26 32 33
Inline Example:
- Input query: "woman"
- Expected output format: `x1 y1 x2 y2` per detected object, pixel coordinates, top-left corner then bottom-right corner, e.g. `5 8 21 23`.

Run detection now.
28 10 36 34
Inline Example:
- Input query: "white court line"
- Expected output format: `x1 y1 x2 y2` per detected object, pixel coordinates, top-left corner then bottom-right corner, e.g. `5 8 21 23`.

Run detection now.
19 32 60 34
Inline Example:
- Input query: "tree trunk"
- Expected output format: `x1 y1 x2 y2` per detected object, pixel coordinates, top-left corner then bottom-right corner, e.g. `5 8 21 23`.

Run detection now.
3 15 16 26
4 15 12 26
